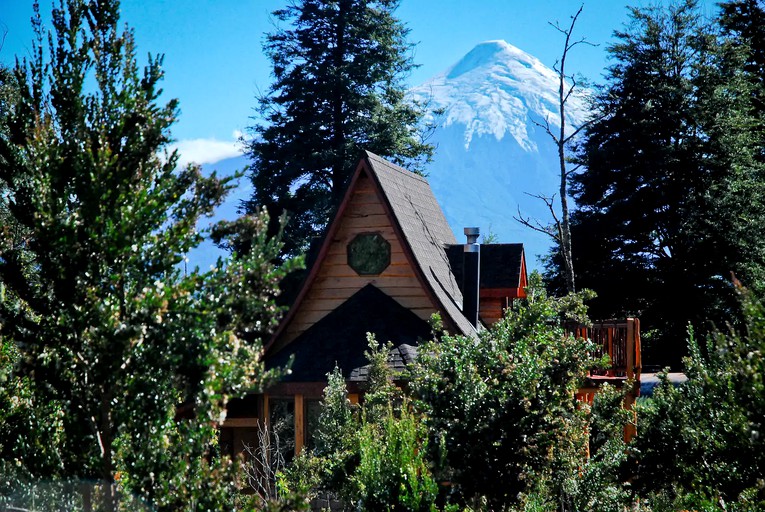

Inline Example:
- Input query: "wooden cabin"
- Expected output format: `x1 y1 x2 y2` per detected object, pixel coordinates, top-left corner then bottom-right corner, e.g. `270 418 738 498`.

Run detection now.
220 151 528 458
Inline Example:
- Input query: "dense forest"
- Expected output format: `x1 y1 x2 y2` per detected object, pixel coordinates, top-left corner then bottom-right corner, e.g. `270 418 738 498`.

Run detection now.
1 0 765 511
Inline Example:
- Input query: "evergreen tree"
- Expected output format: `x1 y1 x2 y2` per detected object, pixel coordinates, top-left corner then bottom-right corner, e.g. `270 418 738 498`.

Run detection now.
0 1 291 509
245 0 433 258
0 63 19 252
563 0 765 366
719 0 765 161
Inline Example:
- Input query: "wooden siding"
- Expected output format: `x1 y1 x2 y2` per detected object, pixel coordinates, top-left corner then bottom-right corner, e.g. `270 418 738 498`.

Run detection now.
279 172 438 348
479 297 506 326
478 288 526 327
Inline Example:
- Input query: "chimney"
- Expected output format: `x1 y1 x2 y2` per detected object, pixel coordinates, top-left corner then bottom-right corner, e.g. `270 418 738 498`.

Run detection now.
462 227 480 327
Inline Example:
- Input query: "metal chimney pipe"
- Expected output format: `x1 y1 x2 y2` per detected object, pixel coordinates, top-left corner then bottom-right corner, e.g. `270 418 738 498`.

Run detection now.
463 227 480 328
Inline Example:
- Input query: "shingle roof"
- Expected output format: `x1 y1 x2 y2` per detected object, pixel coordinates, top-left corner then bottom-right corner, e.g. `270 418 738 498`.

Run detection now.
446 243 525 289
364 151 476 337
266 284 431 382
349 343 419 382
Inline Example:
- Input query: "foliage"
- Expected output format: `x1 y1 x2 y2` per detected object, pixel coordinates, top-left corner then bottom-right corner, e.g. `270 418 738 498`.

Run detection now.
292 336 437 511
0 63 16 138
555 0 765 367
245 0 434 258
412 273 596 510
352 399 437 511
719 0 765 162
0 1 292 509
345 336 436 511
276 451 324 506
0 338 65 492
361 333 402 422
559 384 635 512
634 282 765 508
312 365 359 494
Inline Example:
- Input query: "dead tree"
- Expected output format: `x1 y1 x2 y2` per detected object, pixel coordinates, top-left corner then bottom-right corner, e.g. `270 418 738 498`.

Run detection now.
515 5 595 293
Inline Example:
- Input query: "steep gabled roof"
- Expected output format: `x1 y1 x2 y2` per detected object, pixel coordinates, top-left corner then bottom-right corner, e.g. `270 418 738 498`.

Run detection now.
266 284 431 382
266 151 476 357
364 152 476 337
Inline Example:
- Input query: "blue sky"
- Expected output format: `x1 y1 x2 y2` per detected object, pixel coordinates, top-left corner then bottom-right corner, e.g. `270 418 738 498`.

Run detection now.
2 0 721 166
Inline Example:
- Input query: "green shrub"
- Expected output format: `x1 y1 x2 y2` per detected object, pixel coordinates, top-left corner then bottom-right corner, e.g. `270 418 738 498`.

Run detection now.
635 282 765 507
412 273 596 510
560 383 635 512
296 336 437 511
351 400 437 511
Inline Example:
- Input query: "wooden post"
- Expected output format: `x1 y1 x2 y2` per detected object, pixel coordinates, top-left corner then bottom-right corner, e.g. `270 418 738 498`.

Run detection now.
623 392 637 442
626 318 635 381
607 325 614 376
634 318 642 380
294 394 304 455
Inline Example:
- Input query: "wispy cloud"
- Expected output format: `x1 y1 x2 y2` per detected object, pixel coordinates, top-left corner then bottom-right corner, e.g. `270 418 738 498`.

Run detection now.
171 134 245 167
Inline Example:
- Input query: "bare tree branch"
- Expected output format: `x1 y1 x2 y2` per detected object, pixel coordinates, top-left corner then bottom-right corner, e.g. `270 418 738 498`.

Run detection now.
531 115 559 142
564 163 583 177
516 4 592 293
514 207 559 240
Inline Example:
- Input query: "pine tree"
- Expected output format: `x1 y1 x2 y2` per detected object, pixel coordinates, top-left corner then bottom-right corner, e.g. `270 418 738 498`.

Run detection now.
245 0 433 258
0 1 290 509
565 0 765 366
719 0 765 161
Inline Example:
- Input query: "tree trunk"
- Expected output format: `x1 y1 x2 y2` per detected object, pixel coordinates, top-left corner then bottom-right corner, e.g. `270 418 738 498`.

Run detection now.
100 387 116 512
331 0 349 206
558 67 575 294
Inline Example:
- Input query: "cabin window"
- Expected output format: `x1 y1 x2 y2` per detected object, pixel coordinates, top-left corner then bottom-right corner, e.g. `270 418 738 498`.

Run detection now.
304 399 323 450
347 232 391 275
219 426 258 460
269 398 295 463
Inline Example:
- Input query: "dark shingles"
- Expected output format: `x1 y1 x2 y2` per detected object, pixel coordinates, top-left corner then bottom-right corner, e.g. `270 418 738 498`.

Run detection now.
364 151 476 337
446 243 525 289
348 344 419 382
266 284 431 382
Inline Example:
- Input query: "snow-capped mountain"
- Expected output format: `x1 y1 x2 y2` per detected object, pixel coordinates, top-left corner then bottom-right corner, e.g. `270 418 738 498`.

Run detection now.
185 40 590 272
411 40 590 268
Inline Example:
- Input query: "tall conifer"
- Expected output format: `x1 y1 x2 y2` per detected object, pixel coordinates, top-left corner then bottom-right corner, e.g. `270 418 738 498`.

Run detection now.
719 0 765 160
245 0 433 257
563 0 765 365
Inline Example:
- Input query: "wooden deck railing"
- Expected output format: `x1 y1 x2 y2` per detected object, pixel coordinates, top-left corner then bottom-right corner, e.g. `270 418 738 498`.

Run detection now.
568 318 642 382
570 318 642 442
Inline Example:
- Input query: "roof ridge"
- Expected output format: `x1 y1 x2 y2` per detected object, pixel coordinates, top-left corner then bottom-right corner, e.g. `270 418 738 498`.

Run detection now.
364 150 430 184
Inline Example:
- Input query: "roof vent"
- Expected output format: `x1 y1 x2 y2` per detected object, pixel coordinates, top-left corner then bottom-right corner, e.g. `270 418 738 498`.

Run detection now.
464 227 480 247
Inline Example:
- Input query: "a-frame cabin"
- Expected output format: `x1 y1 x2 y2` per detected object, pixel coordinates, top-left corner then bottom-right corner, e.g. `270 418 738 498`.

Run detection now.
220 151 528 457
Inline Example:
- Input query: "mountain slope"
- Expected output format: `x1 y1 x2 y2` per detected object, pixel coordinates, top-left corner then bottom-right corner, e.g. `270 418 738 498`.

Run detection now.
411 40 590 268
185 40 590 272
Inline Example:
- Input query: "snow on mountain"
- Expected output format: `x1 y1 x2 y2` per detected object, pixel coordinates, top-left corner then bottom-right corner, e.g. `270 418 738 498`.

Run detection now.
410 40 591 269
186 40 591 273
